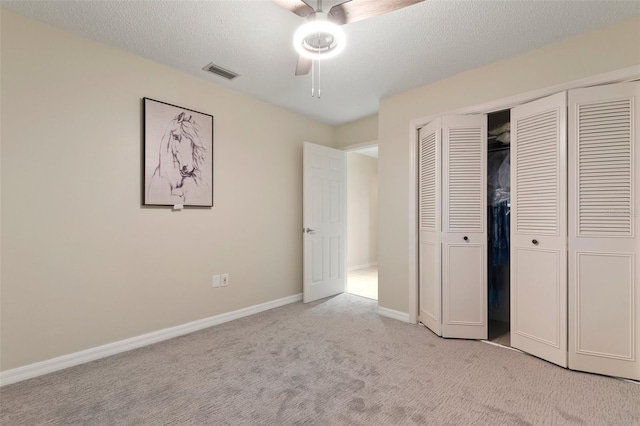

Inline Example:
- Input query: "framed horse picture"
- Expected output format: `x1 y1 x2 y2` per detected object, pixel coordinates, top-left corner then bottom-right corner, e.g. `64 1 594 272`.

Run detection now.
143 98 213 207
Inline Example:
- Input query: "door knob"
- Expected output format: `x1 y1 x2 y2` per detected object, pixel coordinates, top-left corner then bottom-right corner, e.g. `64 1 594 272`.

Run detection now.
532 239 539 245
463 236 469 241
303 227 316 234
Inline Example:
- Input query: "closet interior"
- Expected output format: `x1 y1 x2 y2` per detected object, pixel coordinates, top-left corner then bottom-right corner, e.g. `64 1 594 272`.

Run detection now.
487 110 511 347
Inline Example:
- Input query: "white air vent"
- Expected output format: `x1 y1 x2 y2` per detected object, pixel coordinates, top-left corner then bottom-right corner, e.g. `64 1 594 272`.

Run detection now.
203 63 239 80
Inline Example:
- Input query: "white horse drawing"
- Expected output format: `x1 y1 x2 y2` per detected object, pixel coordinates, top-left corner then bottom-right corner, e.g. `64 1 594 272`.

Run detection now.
147 112 209 205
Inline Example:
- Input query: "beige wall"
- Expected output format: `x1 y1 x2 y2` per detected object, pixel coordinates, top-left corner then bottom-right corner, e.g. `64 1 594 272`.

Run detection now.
2 10 639 372
347 153 378 270
335 114 378 148
0 11 335 371
377 17 640 313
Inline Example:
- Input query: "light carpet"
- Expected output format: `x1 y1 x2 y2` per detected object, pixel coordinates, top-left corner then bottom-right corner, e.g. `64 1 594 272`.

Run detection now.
1 294 638 425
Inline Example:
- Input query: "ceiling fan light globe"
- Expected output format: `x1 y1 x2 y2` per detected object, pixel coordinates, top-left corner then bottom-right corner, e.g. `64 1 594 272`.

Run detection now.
293 20 346 60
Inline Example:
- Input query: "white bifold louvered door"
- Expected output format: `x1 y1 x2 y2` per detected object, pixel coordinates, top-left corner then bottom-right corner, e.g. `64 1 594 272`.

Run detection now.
511 92 567 367
419 118 443 336
441 115 487 339
568 81 640 381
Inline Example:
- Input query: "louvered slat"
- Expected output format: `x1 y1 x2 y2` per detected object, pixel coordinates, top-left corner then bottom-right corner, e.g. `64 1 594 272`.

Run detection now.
515 110 559 234
578 99 632 236
447 127 483 231
420 131 437 231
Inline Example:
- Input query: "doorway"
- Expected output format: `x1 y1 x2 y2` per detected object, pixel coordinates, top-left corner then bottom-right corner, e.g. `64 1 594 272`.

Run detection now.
346 146 378 300
487 109 511 347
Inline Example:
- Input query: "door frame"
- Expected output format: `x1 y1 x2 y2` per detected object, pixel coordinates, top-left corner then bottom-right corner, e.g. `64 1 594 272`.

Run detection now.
341 140 379 301
408 65 640 325
342 140 378 153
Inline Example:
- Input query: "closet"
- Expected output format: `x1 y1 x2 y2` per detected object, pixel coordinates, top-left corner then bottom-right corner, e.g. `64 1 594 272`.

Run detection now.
487 110 511 346
418 80 640 381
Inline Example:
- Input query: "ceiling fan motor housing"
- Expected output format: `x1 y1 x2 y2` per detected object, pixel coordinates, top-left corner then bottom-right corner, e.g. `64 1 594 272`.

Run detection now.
293 12 345 60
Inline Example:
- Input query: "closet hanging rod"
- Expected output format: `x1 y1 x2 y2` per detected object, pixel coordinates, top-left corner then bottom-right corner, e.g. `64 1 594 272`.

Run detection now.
488 146 511 152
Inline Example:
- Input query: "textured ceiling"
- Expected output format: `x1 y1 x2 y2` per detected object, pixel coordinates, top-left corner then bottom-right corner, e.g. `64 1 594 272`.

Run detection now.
2 0 639 125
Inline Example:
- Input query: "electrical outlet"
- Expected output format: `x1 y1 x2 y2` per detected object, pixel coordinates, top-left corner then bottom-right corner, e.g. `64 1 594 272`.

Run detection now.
221 274 229 287
212 274 220 288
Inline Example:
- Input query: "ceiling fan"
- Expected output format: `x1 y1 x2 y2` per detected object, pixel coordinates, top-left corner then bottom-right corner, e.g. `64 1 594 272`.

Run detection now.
273 0 424 76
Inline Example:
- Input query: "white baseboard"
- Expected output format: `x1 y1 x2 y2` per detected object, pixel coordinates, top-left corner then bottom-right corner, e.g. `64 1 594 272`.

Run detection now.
377 306 410 323
0 293 302 387
348 262 378 272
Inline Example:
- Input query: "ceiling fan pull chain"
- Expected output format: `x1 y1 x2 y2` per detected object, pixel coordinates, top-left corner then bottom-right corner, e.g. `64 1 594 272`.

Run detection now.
318 50 321 99
311 58 315 97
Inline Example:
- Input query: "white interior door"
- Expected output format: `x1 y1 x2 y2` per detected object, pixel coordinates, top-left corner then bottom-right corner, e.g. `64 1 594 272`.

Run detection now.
511 92 567 367
419 118 442 336
441 114 488 339
303 142 346 303
568 81 640 380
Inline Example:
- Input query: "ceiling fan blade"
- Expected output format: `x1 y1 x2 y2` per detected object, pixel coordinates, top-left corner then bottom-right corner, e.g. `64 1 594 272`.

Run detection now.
295 55 312 76
329 0 423 25
272 0 315 17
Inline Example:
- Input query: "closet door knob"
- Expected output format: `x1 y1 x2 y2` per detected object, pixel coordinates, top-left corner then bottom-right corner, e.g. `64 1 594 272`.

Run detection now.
532 239 539 245
463 236 469 241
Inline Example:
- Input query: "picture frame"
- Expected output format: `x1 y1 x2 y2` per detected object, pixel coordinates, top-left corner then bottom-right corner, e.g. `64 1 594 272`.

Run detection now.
143 98 213 207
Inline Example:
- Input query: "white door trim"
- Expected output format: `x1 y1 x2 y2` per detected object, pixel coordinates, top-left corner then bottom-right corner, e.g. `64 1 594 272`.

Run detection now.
342 142 379 303
341 140 379 152
408 65 640 324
